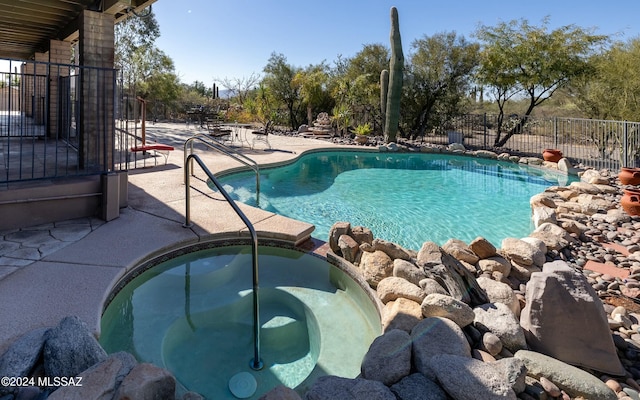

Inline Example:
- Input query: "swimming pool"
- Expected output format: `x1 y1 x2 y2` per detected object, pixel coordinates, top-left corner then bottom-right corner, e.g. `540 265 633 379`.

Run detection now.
100 243 380 399
219 151 575 249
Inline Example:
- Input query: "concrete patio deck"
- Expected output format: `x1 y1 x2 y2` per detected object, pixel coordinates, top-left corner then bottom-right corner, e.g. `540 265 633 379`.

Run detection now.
0 122 357 350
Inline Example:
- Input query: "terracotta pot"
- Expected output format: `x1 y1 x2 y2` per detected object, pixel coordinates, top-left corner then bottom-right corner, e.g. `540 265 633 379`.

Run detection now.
621 188 640 216
619 167 640 185
542 148 563 163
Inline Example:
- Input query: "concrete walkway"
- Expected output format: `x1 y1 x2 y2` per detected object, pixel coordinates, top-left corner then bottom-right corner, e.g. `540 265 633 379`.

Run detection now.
0 123 354 350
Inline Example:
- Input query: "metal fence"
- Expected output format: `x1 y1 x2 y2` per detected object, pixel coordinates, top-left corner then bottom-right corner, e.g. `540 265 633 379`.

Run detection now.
430 114 640 170
0 59 144 185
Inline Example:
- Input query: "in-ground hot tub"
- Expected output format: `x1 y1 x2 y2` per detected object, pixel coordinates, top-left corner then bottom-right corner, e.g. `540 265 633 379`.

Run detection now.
100 241 381 399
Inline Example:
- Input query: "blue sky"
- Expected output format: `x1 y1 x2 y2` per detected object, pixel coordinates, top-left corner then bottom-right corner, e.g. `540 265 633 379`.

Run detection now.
153 0 640 88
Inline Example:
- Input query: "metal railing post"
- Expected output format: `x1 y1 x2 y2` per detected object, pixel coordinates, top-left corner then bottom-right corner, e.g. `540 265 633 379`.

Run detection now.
183 154 263 370
623 121 629 168
553 117 558 149
483 113 487 148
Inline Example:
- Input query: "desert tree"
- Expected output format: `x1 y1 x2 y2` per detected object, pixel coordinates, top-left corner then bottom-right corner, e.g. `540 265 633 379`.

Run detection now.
475 17 608 146
403 31 479 138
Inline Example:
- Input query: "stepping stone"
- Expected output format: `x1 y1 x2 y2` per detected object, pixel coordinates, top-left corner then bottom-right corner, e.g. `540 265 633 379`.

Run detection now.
602 242 631 256
584 260 629 279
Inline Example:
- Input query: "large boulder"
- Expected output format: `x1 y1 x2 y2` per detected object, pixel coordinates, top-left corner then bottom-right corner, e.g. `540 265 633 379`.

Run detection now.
390 373 447 400
430 354 518 400
361 329 412 386
305 376 396 400
382 298 423 333
515 350 618 400
417 242 488 306
0 328 48 383
373 239 413 261
476 277 520 317
48 352 137 400
500 238 540 267
393 259 427 286
528 223 574 251
114 363 175 400
360 250 394 288
328 222 351 253
478 256 512 276
520 260 625 376
43 316 107 378
443 239 479 264
420 293 475 327
410 317 471 380
377 277 425 304
338 234 360 263
469 237 497 259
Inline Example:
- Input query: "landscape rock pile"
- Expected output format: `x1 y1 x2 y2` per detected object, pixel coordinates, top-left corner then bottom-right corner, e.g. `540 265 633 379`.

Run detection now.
285 166 640 400
0 316 196 400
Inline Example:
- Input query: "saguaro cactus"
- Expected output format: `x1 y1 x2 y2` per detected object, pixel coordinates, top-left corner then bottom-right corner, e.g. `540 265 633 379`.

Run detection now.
384 6 404 143
380 69 389 127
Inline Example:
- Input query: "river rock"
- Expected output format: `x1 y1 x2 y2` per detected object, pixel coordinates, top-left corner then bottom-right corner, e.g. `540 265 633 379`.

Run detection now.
361 329 412 386
43 316 107 378
514 350 618 400
430 354 517 399
389 373 447 400
382 298 423 333
411 317 471 380
520 260 625 375
393 259 427 286
360 250 394 288
377 277 425 304
421 293 475 327
474 302 527 353
305 376 396 400
480 332 503 356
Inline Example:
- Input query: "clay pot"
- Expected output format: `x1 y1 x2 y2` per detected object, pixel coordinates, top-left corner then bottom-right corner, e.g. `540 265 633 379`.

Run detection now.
542 148 563 163
621 188 640 216
619 167 640 185
355 135 368 145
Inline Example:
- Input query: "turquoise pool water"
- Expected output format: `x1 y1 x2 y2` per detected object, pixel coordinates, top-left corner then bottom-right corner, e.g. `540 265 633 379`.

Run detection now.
100 244 380 399
219 151 575 249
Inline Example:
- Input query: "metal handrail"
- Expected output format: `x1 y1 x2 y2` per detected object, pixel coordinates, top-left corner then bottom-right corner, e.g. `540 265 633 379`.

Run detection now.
183 153 263 370
184 133 260 200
